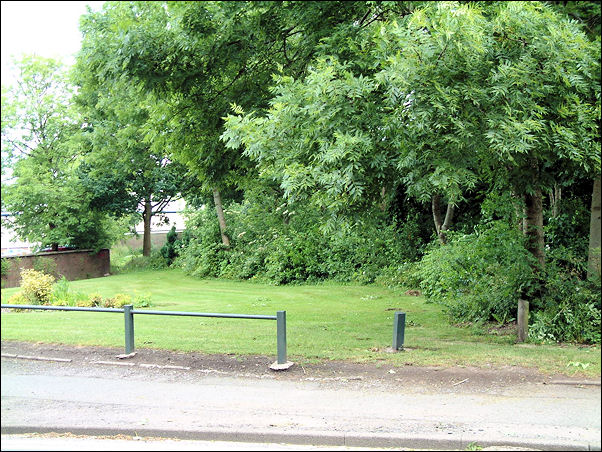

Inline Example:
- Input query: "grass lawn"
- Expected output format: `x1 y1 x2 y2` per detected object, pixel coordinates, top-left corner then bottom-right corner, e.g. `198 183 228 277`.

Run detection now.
1 269 599 378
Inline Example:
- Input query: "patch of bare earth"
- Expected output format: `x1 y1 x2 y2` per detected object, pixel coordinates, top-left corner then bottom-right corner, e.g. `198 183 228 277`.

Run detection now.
2 340 598 392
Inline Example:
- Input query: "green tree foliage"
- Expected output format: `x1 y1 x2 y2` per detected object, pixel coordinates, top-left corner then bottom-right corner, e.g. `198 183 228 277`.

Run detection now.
1 56 121 251
548 1 601 38
223 58 394 232
76 1 416 243
222 1 600 341
72 71 196 256
484 2 600 263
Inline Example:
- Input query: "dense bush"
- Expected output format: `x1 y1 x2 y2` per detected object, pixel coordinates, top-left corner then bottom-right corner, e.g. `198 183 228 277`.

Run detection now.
111 246 169 274
160 225 179 266
113 293 133 308
413 218 601 344
529 256 601 344
20 269 56 305
103 297 116 308
133 292 153 308
544 195 591 279
414 221 535 324
7 292 28 305
87 293 104 307
175 199 421 284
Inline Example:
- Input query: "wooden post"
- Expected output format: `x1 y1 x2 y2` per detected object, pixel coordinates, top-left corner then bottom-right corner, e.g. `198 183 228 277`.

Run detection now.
588 177 601 279
517 299 529 343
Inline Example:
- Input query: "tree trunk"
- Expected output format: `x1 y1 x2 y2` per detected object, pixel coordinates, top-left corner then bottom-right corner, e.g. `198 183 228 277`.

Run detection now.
142 198 152 257
213 188 230 247
517 188 545 343
432 194 454 245
379 186 387 212
524 189 545 269
48 223 58 251
549 184 561 218
588 177 601 279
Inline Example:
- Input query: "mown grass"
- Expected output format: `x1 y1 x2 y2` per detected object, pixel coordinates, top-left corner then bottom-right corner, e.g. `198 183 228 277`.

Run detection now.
1 268 599 378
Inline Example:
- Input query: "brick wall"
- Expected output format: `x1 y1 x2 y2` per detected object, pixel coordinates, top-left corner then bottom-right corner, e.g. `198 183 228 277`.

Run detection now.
1 249 110 289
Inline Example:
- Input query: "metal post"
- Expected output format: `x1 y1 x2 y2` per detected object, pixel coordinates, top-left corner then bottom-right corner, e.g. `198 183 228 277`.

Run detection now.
276 310 287 364
392 311 406 351
124 304 135 354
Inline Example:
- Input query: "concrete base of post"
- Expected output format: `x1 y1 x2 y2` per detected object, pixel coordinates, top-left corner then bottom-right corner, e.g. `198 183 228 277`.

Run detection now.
115 352 137 359
269 361 295 371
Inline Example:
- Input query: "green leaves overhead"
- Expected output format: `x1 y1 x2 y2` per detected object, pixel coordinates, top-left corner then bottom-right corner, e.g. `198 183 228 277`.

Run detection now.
223 57 392 213
224 1 600 212
2 56 119 250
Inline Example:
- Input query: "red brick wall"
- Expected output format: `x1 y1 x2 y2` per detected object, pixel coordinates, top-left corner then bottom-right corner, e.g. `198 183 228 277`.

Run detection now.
1 249 110 289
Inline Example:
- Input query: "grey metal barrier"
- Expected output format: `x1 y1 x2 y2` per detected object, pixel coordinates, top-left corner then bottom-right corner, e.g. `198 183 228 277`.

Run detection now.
0 304 287 364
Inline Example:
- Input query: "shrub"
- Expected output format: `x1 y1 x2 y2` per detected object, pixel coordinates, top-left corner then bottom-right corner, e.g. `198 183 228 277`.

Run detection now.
160 225 179 266
88 293 104 307
20 269 55 305
113 293 132 308
414 221 535 324
175 198 420 285
7 291 28 305
51 277 71 306
52 298 70 307
76 298 95 308
114 249 169 273
133 292 153 308
103 297 116 308
49 277 87 307
529 266 601 344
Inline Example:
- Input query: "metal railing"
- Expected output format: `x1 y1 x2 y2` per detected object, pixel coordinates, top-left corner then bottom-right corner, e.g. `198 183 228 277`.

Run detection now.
0 304 287 364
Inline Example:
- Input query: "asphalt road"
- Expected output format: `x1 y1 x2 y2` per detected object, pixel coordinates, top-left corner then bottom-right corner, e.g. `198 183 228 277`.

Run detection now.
1 354 600 451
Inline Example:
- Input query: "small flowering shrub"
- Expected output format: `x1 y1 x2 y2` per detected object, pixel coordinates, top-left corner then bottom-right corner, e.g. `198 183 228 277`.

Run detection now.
88 293 104 307
103 297 116 308
76 298 95 307
113 293 133 308
20 269 55 305
7 292 28 305
133 292 153 308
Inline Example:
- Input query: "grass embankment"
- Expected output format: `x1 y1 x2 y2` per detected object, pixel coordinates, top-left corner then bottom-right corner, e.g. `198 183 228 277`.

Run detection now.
1 269 599 378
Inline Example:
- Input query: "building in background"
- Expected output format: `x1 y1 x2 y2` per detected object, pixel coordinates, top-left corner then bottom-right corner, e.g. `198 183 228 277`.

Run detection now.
1 199 186 257
1 212 37 256
119 199 187 250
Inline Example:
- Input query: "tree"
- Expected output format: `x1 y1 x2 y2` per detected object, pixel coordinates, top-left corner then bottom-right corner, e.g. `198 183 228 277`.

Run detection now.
160 225 179 266
224 1 601 340
223 3 489 240
222 58 396 233
483 2 599 286
76 1 416 245
374 3 490 243
1 56 119 251
72 71 195 257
